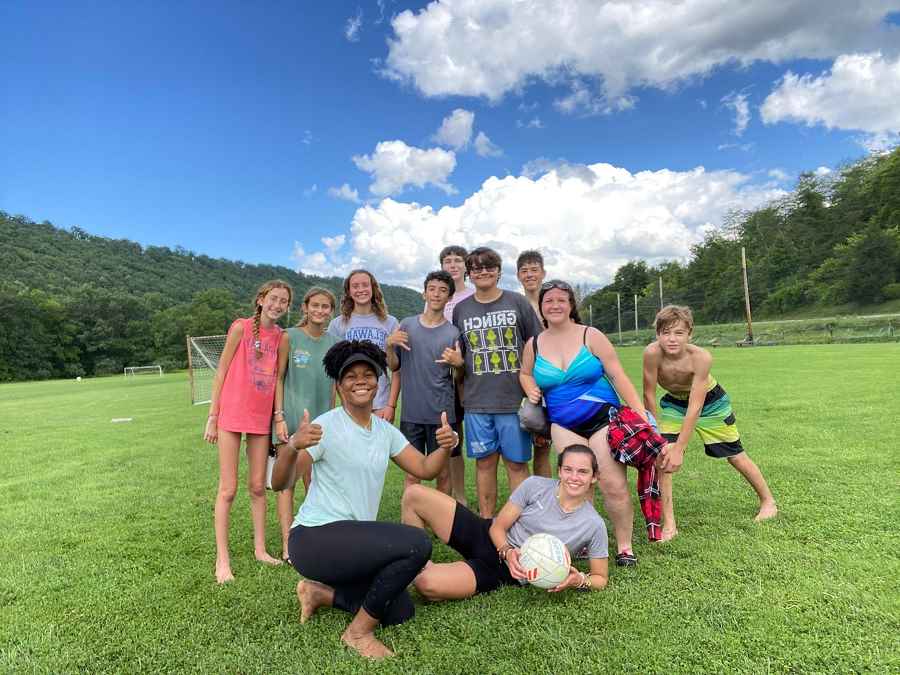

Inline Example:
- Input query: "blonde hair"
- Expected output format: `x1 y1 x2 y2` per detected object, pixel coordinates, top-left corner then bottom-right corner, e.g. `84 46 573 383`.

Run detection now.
654 305 694 334
252 279 293 358
298 286 337 327
340 269 388 322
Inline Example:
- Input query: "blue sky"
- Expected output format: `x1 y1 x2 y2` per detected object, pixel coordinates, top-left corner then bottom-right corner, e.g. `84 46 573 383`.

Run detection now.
3 1 899 288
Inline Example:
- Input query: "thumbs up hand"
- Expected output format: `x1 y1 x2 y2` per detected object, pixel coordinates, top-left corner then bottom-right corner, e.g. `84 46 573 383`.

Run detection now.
288 408 323 450
435 410 459 451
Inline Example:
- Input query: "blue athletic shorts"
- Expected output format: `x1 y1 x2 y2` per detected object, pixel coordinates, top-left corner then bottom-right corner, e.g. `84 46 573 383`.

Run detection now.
464 412 532 463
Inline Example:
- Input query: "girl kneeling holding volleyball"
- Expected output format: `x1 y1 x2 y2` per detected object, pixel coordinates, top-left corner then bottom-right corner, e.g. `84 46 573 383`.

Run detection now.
401 444 609 600
270 340 458 660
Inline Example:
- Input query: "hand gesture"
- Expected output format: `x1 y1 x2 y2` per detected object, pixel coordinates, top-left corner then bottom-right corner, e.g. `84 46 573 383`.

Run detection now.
275 418 289 443
386 328 410 351
525 383 542 405
549 566 583 593
288 409 323 450
504 548 528 580
435 411 459 451
436 341 464 367
203 416 218 444
656 442 684 473
374 406 397 424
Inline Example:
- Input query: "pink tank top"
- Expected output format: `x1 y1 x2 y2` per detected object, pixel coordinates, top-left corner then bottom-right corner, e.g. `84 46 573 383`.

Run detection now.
217 317 282 434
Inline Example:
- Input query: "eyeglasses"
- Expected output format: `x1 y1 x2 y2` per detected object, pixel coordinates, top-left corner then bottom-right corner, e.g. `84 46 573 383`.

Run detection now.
541 280 572 292
468 265 499 274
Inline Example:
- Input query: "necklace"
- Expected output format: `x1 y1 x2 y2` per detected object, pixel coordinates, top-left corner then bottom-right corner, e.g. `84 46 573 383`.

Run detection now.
556 487 582 514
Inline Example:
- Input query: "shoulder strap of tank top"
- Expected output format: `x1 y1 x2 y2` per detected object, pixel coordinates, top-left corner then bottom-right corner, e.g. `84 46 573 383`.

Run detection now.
582 327 589 345
532 334 540 357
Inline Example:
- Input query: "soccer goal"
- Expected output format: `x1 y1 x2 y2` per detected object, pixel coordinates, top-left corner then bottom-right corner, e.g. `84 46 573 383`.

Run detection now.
187 335 227 405
124 365 163 377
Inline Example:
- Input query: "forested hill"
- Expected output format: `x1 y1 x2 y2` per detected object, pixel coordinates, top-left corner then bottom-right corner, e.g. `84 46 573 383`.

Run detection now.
0 215 421 381
582 148 900 330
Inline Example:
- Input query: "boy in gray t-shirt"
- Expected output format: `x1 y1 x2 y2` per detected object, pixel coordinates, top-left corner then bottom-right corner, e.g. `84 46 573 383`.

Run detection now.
386 271 461 495
446 247 542 518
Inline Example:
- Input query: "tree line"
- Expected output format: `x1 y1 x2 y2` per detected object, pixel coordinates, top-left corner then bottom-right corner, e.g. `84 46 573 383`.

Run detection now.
582 148 900 331
0 216 421 381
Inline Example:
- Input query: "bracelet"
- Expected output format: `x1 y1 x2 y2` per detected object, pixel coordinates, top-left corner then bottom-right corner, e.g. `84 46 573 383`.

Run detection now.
497 544 512 561
273 409 285 416
208 414 218 420
578 572 592 589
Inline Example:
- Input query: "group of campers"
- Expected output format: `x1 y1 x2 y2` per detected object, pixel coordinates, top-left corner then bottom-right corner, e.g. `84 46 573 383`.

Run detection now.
203 245 777 659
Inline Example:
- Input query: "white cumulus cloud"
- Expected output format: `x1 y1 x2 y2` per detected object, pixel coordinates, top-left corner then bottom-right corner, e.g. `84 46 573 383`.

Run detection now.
328 183 361 203
761 52 900 135
352 140 457 196
383 1 899 113
474 131 502 157
433 109 475 149
293 162 786 288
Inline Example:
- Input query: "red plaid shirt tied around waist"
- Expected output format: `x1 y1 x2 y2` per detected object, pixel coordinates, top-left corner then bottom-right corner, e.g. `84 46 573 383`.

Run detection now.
606 406 666 542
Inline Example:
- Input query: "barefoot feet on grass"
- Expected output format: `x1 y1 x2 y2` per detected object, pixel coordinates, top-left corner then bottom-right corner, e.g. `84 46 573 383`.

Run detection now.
296 580 331 623
754 501 778 522
341 630 394 659
215 562 234 584
659 528 678 542
255 552 284 566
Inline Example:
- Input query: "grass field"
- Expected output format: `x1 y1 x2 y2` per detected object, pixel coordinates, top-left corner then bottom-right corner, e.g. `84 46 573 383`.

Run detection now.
2 345 898 673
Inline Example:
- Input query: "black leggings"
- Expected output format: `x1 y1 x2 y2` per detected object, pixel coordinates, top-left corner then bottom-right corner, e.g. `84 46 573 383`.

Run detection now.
289 520 432 626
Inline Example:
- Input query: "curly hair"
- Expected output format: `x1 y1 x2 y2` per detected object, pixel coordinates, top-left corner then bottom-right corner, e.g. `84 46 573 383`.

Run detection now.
322 340 387 381
424 270 455 296
339 269 388 322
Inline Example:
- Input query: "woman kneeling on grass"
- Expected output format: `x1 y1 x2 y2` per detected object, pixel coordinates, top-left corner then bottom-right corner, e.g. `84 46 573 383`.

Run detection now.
401 444 609 599
270 340 458 660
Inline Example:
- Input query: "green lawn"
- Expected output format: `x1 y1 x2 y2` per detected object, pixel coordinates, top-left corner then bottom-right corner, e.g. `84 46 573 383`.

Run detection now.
2 345 898 673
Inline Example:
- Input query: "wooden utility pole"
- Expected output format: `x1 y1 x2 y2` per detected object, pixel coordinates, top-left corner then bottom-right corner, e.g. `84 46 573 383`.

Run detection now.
616 293 622 344
741 246 754 344
634 294 639 333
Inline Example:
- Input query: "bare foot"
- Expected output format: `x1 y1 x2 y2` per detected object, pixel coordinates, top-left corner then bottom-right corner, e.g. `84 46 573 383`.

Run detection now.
659 528 678 542
215 562 234 584
255 552 284 566
341 630 394 659
754 501 778 522
296 580 332 624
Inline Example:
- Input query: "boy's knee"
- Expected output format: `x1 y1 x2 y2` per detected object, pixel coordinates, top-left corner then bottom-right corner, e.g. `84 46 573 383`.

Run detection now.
598 478 629 503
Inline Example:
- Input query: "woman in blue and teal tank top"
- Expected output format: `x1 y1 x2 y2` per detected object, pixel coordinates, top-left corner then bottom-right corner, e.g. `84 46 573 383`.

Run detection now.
519 280 650 567
272 286 338 563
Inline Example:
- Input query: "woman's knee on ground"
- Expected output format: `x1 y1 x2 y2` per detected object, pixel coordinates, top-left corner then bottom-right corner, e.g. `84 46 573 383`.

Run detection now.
413 566 445 601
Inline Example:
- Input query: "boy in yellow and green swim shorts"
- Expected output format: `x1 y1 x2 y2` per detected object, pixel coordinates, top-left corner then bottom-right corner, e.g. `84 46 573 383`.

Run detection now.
642 306 777 540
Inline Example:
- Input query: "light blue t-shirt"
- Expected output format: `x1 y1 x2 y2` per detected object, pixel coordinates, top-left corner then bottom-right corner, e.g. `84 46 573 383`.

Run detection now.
293 407 409 527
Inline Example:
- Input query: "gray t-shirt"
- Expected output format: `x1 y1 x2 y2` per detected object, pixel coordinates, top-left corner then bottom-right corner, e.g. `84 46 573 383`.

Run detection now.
452 290 542 413
327 313 399 410
395 316 461 425
507 477 609 560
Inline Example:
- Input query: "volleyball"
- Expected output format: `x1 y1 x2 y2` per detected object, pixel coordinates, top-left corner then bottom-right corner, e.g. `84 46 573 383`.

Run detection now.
518 533 571 589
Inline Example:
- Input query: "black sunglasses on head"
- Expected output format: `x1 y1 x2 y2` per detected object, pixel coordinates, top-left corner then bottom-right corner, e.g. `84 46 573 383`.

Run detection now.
541 280 572 292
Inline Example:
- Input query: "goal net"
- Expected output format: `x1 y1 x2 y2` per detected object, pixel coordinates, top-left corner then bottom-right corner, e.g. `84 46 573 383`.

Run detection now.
124 365 163 377
187 335 227 405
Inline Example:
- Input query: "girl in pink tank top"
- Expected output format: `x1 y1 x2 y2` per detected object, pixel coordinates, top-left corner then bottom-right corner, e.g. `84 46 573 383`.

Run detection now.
203 280 293 584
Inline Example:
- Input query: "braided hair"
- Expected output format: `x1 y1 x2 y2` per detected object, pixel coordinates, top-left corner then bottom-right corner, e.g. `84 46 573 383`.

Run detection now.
252 279 293 358
322 340 387 381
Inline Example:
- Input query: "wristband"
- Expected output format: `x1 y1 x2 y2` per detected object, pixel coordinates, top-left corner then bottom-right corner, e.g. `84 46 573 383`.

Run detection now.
497 544 512 561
